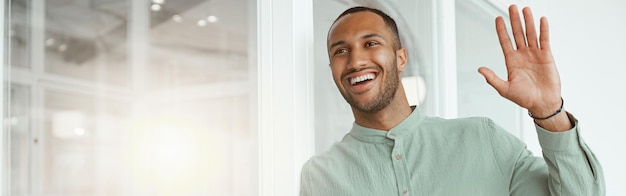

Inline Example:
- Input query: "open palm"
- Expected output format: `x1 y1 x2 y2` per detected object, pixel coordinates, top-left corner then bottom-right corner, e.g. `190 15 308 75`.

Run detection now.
478 5 562 115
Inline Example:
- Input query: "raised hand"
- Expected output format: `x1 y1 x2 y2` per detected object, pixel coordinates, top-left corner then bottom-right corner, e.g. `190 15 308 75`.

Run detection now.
478 5 571 132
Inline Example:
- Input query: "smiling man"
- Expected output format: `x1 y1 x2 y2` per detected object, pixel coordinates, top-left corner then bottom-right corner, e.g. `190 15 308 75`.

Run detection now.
300 5 605 196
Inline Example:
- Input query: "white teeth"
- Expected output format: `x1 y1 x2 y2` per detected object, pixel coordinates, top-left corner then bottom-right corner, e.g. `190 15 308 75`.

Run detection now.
350 73 375 85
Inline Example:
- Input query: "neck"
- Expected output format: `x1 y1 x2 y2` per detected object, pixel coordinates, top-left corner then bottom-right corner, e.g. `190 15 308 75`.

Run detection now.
352 86 413 131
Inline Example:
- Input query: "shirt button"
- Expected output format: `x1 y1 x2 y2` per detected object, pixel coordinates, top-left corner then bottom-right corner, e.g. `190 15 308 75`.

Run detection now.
395 154 401 160
403 190 408 196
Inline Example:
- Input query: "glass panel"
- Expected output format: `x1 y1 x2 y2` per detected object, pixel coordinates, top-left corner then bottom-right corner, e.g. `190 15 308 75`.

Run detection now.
10 84 31 195
42 90 129 195
9 0 31 68
6 0 257 195
455 3 521 136
146 0 249 89
128 94 253 195
44 0 130 87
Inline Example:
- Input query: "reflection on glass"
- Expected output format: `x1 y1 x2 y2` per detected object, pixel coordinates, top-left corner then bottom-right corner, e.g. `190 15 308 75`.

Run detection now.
9 0 31 68
43 90 127 195
147 0 249 89
44 0 130 86
7 0 256 195
10 84 31 195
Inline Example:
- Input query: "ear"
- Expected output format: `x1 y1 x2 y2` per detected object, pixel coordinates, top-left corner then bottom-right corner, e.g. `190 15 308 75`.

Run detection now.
396 48 407 72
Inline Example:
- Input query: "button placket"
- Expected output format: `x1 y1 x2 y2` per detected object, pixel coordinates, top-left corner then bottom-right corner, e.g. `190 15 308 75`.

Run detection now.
390 136 410 196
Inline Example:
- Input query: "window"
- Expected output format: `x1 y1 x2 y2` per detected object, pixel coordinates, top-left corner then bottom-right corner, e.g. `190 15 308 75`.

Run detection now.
5 0 258 195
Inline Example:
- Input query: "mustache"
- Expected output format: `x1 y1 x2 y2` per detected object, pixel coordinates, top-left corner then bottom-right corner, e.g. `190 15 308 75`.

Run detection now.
342 66 382 79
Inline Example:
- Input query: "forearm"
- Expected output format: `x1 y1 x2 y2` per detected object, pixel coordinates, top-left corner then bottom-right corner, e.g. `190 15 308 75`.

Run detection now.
536 113 605 195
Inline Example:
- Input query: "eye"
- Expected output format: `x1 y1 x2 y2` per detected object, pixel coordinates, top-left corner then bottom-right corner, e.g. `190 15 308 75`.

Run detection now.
334 48 349 55
365 41 379 47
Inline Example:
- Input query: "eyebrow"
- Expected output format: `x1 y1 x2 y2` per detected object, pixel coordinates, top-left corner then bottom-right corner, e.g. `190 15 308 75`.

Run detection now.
361 33 383 40
328 33 384 50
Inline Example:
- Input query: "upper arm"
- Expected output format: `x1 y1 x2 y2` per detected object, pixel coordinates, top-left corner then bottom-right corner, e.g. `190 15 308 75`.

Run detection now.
483 118 550 195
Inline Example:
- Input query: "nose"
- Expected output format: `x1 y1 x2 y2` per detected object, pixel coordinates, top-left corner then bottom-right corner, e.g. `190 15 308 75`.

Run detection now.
347 48 368 70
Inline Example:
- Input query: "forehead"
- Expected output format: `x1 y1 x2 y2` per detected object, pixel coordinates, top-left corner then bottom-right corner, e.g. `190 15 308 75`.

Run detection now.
327 11 389 47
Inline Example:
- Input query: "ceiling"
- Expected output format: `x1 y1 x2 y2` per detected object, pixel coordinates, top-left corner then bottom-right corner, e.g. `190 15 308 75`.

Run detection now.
11 0 250 89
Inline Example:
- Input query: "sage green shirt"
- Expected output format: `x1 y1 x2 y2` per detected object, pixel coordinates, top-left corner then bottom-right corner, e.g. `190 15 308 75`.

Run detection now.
300 109 604 196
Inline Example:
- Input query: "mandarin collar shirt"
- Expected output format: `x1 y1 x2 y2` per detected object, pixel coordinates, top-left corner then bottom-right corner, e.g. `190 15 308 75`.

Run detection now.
300 108 605 196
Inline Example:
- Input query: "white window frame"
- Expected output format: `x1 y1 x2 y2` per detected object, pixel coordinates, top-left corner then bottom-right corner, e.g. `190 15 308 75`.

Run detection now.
0 0 6 194
256 0 315 195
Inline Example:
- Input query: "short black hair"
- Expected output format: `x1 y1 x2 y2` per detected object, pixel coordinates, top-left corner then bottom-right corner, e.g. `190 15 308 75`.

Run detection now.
331 6 402 50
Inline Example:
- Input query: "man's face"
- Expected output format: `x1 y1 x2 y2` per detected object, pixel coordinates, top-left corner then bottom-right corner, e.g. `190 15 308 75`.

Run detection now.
327 11 406 113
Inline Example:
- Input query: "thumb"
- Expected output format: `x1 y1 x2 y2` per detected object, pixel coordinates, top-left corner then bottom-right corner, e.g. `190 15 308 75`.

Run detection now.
478 67 508 96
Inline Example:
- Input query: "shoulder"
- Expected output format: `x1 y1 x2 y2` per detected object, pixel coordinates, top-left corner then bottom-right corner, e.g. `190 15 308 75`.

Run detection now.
302 137 357 174
420 116 527 175
417 116 525 153
301 137 363 194
420 116 500 136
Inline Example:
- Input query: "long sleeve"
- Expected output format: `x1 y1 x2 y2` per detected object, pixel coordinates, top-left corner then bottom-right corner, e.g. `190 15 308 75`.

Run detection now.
510 113 605 195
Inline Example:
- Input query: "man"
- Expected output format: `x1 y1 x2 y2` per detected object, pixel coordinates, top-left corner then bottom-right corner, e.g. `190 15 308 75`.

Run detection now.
300 5 605 196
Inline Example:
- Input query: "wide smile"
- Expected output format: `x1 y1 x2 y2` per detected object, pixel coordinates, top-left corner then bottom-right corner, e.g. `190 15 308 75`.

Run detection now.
345 71 379 93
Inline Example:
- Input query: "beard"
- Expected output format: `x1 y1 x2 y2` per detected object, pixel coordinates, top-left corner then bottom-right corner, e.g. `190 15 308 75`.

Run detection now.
339 58 400 113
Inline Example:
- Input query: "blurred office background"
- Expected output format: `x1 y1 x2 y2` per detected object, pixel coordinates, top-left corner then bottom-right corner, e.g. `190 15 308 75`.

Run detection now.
1 0 624 195
3 0 258 195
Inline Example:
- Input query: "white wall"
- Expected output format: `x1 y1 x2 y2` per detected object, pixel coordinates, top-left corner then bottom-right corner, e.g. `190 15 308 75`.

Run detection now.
531 1 626 195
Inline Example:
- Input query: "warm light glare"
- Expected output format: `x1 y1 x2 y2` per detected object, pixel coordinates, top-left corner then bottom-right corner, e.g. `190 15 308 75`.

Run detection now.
172 14 183 23
52 111 85 139
74 128 85 136
45 38 55 46
197 19 207 27
401 76 427 106
207 15 218 23
126 116 222 195
151 4 162 11
152 0 165 4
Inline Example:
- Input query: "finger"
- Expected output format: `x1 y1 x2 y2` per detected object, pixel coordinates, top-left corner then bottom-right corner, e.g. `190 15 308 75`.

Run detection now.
523 7 539 48
539 17 551 50
495 16 514 55
478 67 508 96
508 5 527 49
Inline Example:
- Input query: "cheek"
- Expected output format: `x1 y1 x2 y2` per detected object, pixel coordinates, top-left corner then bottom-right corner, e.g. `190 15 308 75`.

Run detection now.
371 51 392 65
329 66 342 82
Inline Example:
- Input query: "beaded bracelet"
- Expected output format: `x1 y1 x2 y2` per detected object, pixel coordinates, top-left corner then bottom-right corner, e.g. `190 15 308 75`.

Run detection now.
528 98 564 120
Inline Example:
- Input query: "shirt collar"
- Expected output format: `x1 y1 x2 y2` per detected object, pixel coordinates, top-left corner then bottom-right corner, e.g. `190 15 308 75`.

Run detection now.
349 106 425 143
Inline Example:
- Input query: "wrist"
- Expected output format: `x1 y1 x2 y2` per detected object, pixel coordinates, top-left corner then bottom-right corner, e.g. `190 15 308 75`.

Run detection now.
534 111 572 132
528 97 564 120
526 96 564 120
528 98 573 132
